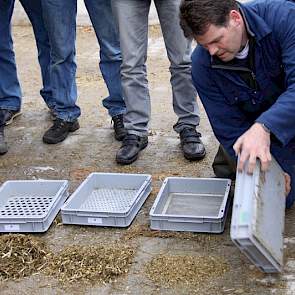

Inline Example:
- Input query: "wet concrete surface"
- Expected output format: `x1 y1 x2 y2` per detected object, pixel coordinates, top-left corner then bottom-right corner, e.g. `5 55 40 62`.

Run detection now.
0 25 295 295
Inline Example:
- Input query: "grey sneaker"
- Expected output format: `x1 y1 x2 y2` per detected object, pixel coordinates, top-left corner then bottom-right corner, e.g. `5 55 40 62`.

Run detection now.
0 126 8 155
0 109 21 126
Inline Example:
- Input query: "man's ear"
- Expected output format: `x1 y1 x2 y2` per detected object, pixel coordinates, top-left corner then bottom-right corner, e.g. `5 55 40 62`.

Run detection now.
229 10 242 26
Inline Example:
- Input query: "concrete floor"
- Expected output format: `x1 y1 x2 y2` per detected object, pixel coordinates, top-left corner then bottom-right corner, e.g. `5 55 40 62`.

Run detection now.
0 25 295 295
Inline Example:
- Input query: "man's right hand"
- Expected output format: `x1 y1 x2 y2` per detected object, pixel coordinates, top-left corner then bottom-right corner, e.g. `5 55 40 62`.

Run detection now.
233 122 272 174
285 172 291 197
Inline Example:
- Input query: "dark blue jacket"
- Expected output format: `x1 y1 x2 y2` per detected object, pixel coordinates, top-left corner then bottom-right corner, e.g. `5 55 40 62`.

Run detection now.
191 0 295 158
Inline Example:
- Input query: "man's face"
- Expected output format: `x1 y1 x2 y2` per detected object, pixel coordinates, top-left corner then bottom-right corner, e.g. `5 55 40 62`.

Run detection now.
195 10 245 62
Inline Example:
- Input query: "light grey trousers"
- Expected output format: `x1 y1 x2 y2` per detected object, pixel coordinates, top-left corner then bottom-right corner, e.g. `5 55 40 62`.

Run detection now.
111 0 200 137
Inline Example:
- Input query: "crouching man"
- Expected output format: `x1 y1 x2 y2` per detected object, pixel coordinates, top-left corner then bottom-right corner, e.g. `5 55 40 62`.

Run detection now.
180 0 295 207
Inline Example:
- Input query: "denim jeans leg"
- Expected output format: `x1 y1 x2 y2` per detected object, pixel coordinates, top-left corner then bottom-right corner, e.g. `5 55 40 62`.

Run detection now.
41 0 81 122
0 0 21 111
155 0 200 133
84 0 126 118
111 0 151 136
19 0 54 109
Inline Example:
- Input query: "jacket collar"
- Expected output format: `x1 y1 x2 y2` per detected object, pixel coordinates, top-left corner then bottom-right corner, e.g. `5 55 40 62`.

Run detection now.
237 1 272 43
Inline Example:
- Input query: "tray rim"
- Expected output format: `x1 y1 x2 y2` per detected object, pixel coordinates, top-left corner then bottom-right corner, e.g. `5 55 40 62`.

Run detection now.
62 172 152 215
149 177 231 220
0 180 69 221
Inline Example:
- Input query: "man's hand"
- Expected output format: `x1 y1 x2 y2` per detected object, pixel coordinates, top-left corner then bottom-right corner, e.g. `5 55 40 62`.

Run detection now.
285 172 291 197
233 123 272 174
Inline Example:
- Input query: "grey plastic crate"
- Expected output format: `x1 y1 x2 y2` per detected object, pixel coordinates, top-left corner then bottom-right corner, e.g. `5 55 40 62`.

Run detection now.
230 157 285 273
61 173 152 227
0 180 69 233
149 177 231 233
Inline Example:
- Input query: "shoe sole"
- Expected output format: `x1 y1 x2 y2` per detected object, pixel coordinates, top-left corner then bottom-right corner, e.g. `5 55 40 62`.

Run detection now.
116 141 148 165
183 150 206 161
42 122 80 144
5 111 22 126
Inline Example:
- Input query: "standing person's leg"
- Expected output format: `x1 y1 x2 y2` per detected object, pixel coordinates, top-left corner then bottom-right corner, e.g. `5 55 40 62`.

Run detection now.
0 0 22 121
111 0 150 164
41 0 80 144
154 0 206 160
0 0 21 154
84 0 126 140
19 0 54 111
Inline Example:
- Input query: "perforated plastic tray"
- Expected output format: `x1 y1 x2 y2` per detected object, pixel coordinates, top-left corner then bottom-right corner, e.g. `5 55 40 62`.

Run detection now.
0 180 69 233
149 177 231 233
61 173 152 227
230 157 285 273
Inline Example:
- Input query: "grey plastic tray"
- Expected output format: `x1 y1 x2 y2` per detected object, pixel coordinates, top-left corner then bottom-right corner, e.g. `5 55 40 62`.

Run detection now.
149 177 231 233
0 180 69 233
61 173 152 227
230 157 285 273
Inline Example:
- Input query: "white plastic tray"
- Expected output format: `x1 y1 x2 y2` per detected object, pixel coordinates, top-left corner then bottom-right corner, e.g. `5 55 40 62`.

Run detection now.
230 157 285 272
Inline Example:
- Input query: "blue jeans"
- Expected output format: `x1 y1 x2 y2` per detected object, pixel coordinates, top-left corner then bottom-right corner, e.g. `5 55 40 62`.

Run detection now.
41 0 125 121
0 0 54 111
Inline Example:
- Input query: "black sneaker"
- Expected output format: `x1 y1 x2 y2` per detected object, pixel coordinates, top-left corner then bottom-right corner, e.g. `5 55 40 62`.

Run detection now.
42 118 80 144
180 128 206 160
0 109 21 125
112 114 127 141
0 126 8 155
116 134 148 165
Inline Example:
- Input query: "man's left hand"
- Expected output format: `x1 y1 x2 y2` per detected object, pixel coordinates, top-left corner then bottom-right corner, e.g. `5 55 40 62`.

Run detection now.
233 122 272 174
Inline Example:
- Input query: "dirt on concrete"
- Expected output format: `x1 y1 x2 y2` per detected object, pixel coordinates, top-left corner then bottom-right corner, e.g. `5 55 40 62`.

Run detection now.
0 25 294 295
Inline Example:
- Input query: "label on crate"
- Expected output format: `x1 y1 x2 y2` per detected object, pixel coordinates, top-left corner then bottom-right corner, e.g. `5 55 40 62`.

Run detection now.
88 217 103 224
4 224 20 231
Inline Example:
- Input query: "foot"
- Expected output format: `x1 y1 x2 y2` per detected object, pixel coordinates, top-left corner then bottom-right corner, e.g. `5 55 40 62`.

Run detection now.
112 114 127 141
180 128 206 160
116 134 148 164
0 126 8 155
42 118 80 144
0 109 21 125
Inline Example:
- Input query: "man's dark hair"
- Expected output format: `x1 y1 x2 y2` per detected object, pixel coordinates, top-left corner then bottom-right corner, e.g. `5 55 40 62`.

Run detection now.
179 0 238 38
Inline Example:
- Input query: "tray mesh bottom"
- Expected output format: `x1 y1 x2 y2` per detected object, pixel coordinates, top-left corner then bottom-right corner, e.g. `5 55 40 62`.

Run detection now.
0 195 54 217
80 188 137 213
163 193 224 217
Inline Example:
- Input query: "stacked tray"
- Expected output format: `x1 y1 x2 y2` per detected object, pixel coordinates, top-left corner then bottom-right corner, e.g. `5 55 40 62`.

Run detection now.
150 177 231 233
61 173 152 227
0 180 69 233
230 158 285 273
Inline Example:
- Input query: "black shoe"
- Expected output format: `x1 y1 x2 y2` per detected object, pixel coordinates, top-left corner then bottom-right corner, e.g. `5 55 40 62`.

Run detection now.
116 134 148 164
180 128 206 160
0 126 8 155
0 109 21 125
43 118 80 144
112 114 127 141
